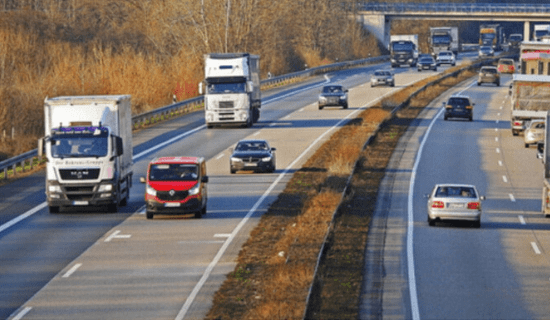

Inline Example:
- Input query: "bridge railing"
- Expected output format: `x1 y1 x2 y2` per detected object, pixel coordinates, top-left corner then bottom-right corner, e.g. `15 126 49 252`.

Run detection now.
360 2 550 14
0 55 389 181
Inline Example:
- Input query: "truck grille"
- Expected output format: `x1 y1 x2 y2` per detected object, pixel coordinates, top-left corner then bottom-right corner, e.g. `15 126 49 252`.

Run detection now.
157 190 189 201
219 101 234 109
59 169 100 180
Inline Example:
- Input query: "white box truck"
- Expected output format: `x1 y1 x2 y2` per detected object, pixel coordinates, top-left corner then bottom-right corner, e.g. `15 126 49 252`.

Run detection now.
389 35 419 68
199 53 261 128
534 24 550 41
430 27 460 57
510 75 550 136
38 95 133 213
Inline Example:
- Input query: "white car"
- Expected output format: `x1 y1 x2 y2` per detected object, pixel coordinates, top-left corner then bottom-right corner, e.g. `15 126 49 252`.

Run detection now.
436 51 456 66
427 184 485 228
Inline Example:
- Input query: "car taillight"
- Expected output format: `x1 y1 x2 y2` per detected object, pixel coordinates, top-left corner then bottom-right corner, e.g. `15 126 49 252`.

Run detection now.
468 202 480 210
514 121 522 126
466 105 473 109
432 201 444 208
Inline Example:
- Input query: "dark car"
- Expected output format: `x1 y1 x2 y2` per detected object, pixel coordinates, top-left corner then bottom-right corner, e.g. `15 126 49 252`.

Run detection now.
508 33 522 49
318 85 348 109
443 95 475 121
417 56 437 71
230 139 276 174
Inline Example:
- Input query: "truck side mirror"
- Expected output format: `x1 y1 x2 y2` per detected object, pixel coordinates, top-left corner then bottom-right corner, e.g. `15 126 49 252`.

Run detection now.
112 136 123 158
38 138 44 157
201 176 209 183
247 81 254 93
198 82 204 95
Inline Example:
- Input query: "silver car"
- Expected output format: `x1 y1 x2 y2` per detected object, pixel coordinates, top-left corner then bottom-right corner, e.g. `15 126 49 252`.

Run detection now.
524 119 545 148
370 70 395 87
436 51 456 66
427 184 485 228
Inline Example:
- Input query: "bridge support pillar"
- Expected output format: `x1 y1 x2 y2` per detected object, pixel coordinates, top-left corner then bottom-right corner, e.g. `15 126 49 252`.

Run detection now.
524 21 531 42
356 13 390 49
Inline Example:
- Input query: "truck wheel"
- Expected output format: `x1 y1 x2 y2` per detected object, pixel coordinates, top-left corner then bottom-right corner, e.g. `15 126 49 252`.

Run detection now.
207 124 213 129
253 108 260 123
49 206 60 214
146 211 154 219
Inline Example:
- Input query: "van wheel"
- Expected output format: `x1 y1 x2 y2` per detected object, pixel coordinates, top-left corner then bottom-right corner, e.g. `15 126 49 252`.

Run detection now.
195 210 203 219
146 211 154 219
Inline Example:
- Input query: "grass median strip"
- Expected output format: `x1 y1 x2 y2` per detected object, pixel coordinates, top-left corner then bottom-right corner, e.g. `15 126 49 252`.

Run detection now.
206 65 478 319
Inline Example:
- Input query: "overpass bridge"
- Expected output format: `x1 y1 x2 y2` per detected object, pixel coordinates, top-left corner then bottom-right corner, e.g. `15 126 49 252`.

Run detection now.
357 2 550 48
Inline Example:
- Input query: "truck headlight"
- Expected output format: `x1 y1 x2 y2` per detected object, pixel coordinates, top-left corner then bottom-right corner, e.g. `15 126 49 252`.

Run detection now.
189 183 200 196
48 185 62 193
98 184 113 192
146 185 157 197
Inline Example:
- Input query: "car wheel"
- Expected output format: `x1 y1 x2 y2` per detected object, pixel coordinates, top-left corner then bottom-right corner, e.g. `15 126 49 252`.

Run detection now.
469 116 473 121
146 211 154 220
428 216 435 226
230 168 236 174
496 82 500 86
318 104 323 110
370 83 374 87
206 124 213 129
472 220 481 228
477 82 481 86
452 63 456 66
391 82 395 87
525 143 530 148
417 69 421 72
49 206 60 214
444 115 448 121
343 104 348 109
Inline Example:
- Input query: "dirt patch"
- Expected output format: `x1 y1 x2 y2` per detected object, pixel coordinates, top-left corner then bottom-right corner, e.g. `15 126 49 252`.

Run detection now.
206 66 479 319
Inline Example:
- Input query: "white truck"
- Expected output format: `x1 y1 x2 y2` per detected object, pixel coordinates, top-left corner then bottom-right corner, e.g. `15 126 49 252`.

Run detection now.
38 95 133 213
430 27 460 57
534 24 550 41
389 35 419 68
199 53 261 128
510 75 550 136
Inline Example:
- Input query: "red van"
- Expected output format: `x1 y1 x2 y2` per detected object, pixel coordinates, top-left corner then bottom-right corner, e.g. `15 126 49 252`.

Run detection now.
140 157 208 219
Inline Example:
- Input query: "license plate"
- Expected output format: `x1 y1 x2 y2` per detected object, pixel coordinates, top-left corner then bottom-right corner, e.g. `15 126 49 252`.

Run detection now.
448 203 464 209
244 163 257 167
165 202 180 207
73 201 88 206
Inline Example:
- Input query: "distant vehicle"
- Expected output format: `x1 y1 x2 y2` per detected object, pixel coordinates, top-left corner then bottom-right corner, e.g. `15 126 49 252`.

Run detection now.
429 27 460 57
443 95 475 121
534 24 550 41
230 139 276 174
479 24 504 50
497 58 515 74
370 70 395 87
519 41 550 75
318 85 348 109
419 53 432 59
524 119 545 148
417 56 437 71
508 33 523 48
478 66 500 86
436 51 456 66
140 156 209 219
478 46 494 58
426 184 485 228
389 34 419 68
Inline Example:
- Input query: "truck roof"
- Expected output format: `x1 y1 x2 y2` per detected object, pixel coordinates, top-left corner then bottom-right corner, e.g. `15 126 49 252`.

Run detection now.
513 74 550 82
45 95 131 104
205 53 259 59
150 157 203 165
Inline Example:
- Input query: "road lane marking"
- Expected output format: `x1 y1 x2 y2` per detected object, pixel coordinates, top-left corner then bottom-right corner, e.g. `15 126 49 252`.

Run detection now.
62 263 82 278
12 307 32 320
216 153 225 160
496 148 500 153
495 137 498 142
509 194 516 202
531 242 541 254
104 230 131 242
518 215 526 225
214 234 231 238
498 160 503 166
503 175 508 183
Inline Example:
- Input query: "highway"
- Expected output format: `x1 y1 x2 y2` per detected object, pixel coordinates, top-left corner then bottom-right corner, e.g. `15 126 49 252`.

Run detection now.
0 57 466 320
362 71 550 319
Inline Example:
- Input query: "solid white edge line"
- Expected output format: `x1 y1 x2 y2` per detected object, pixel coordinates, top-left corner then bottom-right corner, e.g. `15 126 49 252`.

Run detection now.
0 202 47 233
12 306 32 320
531 242 541 255
503 176 508 183
215 153 224 160
62 263 82 278
175 81 390 320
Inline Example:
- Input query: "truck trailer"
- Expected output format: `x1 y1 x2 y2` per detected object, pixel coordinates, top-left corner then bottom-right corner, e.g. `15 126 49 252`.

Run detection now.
510 74 550 136
389 35 419 68
534 24 550 41
199 53 261 128
519 41 550 75
38 95 133 213
429 27 460 57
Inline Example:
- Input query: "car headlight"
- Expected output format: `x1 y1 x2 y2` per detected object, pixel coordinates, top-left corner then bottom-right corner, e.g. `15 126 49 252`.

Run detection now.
98 184 113 192
231 157 243 163
48 185 62 193
262 156 273 162
146 185 157 197
319 96 327 102
340 95 347 100
189 183 200 195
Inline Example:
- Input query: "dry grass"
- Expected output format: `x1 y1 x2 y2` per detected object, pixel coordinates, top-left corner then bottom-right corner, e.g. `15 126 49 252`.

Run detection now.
207 63 482 319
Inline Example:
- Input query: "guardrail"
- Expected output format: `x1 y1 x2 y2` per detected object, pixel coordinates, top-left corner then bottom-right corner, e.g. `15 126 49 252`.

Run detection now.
0 55 389 181
359 2 550 14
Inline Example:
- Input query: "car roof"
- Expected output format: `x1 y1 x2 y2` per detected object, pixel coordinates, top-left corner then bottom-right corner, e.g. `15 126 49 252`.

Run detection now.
237 139 269 144
481 66 498 70
439 51 452 54
449 94 470 99
435 183 477 189
150 156 202 165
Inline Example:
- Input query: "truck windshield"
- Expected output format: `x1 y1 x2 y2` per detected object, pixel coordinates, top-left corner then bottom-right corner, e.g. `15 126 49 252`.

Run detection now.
149 164 199 181
432 35 451 45
481 33 495 42
392 42 413 51
50 135 109 158
207 82 246 94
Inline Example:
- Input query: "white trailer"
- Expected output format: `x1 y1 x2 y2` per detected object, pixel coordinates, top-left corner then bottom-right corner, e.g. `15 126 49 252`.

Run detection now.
199 53 261 128
430 27 460 57
38 95 133 213
510 75 550 136
534 24 550 41
389 35 419 68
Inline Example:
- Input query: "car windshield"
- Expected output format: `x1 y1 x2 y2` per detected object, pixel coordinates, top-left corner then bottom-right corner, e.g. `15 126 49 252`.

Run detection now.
480 47 492 52
439 52 451 56
236 141 269 151
499 60 513 65
149 164 198 181
435 186 477 198
482 68 497 74
420 58 433 63
374 71 390 76
448 97 470 106
322 86 343 94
